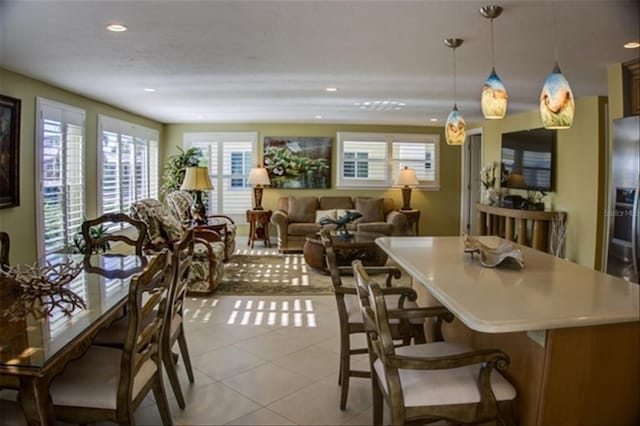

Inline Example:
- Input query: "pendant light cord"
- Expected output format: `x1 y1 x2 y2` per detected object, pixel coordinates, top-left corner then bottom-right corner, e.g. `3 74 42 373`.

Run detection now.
490 17 496 70
452 47 457 105
552 2 559 64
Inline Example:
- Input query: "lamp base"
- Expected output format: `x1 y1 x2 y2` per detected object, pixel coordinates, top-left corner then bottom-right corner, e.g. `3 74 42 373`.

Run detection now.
253 186 264 210
401 187 412 210
191 191 207 225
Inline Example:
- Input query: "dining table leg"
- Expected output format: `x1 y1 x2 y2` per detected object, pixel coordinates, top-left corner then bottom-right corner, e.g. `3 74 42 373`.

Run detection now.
19 376 55 426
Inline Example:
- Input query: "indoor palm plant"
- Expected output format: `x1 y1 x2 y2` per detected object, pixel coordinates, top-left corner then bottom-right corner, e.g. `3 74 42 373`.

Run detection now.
161 146 203 197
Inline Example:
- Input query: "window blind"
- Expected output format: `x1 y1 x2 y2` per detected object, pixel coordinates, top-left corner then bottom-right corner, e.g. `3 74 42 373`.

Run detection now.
184 132 258 220
98 115 159 220
337 132 440 190
36 98 86 257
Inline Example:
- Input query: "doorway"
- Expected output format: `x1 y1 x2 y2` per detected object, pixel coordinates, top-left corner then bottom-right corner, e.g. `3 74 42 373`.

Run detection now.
460 131 483 235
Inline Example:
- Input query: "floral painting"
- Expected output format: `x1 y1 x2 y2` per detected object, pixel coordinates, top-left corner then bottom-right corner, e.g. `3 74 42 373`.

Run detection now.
0 95 21 209
263 137 331 189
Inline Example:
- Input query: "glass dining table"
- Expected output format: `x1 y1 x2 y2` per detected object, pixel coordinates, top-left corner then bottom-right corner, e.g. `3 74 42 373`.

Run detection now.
0 253 148 426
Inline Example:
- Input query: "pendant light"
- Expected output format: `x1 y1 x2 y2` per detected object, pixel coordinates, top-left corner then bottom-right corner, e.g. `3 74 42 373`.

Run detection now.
540 2 575 129
444 38 466 146
480 5 508 119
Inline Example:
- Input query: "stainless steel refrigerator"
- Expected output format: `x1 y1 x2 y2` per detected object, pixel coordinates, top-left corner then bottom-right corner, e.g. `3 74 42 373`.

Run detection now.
606 115 639 284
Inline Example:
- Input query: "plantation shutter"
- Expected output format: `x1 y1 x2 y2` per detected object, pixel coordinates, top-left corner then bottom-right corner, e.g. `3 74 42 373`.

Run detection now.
392 140 439 186
98 115 159 218
185 132 257 220
36 98 86 257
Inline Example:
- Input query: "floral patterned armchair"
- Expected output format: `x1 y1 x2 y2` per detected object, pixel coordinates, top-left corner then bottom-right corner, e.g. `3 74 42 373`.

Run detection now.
129 199 225 294
165 190 237 261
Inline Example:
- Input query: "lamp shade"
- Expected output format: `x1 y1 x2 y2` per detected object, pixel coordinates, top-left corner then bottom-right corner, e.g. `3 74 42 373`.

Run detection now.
247 167 271 186
539 63 575 129
396 166 419 187
445 105 466 145
180 167 213 191
481 69 508 119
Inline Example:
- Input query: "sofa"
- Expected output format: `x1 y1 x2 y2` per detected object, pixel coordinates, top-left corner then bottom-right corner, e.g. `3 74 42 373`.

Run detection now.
270 196 411 252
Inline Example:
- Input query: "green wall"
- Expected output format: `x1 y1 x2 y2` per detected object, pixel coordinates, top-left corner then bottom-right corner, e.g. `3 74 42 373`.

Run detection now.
0 68 164 264
481 97 607 268
164 123 462 238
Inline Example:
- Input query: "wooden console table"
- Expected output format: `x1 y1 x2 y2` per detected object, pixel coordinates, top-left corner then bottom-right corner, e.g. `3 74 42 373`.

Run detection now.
476 204 565 252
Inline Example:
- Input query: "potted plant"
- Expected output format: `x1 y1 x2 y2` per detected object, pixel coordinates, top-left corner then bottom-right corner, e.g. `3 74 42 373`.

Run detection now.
161 146 203 197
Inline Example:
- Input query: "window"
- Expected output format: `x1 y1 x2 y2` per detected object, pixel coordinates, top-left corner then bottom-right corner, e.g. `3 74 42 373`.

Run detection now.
184 132 258 220
98 115 159 218
336 132 440 189
35 98 86 257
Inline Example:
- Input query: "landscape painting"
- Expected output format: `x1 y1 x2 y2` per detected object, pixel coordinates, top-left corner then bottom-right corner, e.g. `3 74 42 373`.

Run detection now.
263 137 331 189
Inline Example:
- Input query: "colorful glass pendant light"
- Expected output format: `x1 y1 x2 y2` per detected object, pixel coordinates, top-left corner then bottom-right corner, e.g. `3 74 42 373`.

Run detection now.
539 3 575 129
480 5 508 119
444 38 466 146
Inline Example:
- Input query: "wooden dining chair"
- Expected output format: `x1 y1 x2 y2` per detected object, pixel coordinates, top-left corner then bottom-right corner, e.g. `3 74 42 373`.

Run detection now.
162 228 196 409
352 260 518 426
81 213 147 256
319 229 441 410
49 251 173 425
0 231 9 271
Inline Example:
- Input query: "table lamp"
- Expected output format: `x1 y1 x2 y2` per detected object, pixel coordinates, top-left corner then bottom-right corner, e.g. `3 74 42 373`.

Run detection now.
396 166 419 210
180 166 213 224
247 166 271 210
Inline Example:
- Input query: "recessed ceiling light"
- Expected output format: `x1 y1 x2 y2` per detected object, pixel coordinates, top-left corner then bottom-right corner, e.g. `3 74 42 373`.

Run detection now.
143 88 155 92
429 118 439 122
325 87 338 92
106 23 128 32
624 41 640 48
315 115 323 119
195 115 204 119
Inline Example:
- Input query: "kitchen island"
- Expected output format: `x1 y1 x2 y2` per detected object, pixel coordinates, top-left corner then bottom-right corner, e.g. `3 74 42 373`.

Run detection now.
376 236 640 425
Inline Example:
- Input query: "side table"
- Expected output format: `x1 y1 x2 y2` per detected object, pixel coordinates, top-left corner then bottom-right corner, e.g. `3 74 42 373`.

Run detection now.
398 209 420 236
246 209 272 248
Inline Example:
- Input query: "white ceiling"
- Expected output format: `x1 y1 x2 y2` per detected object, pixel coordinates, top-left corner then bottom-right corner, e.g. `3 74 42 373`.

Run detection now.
1 0 638 125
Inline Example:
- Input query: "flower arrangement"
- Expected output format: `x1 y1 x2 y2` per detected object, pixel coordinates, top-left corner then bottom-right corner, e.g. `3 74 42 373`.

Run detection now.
480 161 497 189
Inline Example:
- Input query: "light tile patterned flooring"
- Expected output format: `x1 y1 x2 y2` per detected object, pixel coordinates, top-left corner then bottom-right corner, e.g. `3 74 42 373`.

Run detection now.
1 239 386 425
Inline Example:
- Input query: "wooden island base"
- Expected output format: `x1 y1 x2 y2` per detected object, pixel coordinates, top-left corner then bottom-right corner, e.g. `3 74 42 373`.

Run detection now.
412 281 640 426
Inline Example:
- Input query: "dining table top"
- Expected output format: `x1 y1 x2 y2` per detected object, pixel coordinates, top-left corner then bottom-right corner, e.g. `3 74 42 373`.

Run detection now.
0 253 147 373
376 236 640 333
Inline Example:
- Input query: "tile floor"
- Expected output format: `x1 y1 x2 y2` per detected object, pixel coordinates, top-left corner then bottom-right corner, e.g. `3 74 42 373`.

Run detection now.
1 239 388 426
132 292 379 425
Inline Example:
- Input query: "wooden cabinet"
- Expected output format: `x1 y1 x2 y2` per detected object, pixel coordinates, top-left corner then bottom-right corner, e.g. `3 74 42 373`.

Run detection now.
476 204 565 253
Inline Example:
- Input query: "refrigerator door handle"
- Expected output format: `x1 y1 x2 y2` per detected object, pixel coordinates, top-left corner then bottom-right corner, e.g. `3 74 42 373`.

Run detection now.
632 177 639 281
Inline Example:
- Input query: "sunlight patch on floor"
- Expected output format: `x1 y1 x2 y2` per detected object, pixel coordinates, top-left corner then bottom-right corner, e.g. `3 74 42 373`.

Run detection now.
226 298 317 327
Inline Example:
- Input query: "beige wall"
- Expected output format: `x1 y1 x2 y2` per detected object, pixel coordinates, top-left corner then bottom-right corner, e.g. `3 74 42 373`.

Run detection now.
164 123 462 238
0 68 164 264
481 97 607 268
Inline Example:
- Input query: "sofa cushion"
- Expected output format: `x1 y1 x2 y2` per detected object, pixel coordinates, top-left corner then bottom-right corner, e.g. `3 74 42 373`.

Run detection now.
315 209 337 223
355 197 384 222
319 196 353 210
288 197 318 223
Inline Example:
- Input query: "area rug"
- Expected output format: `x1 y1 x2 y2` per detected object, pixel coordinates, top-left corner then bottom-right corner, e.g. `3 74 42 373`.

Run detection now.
216 253 413 295
216 254 335 295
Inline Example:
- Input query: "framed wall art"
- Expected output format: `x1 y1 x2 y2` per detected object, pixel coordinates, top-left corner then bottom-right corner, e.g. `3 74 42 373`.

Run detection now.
0 95 21 209
263 136 331 189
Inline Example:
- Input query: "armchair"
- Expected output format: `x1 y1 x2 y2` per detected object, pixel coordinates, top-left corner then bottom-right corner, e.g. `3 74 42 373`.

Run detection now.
166 190 237 261
130 198 225 294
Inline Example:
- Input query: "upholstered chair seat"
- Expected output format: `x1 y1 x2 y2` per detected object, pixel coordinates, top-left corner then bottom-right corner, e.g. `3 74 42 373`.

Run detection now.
130 198 225 294
50 345 157 410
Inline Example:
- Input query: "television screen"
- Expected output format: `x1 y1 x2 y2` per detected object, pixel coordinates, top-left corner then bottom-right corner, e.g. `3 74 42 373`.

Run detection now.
500 128 555 191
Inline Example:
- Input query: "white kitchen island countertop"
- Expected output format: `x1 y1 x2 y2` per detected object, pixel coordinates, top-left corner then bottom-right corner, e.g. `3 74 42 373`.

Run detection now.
376 236 640 333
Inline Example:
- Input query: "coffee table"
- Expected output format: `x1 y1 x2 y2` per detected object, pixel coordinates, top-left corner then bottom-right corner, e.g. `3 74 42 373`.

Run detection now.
303 231 388 272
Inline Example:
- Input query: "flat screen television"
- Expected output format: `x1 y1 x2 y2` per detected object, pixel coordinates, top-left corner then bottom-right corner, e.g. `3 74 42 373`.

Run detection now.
500 128 556 191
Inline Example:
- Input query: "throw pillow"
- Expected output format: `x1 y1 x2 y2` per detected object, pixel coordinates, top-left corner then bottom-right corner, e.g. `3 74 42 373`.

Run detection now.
355 197 384 222
288 197 318 223
336 209 351 219
315 209 337 223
